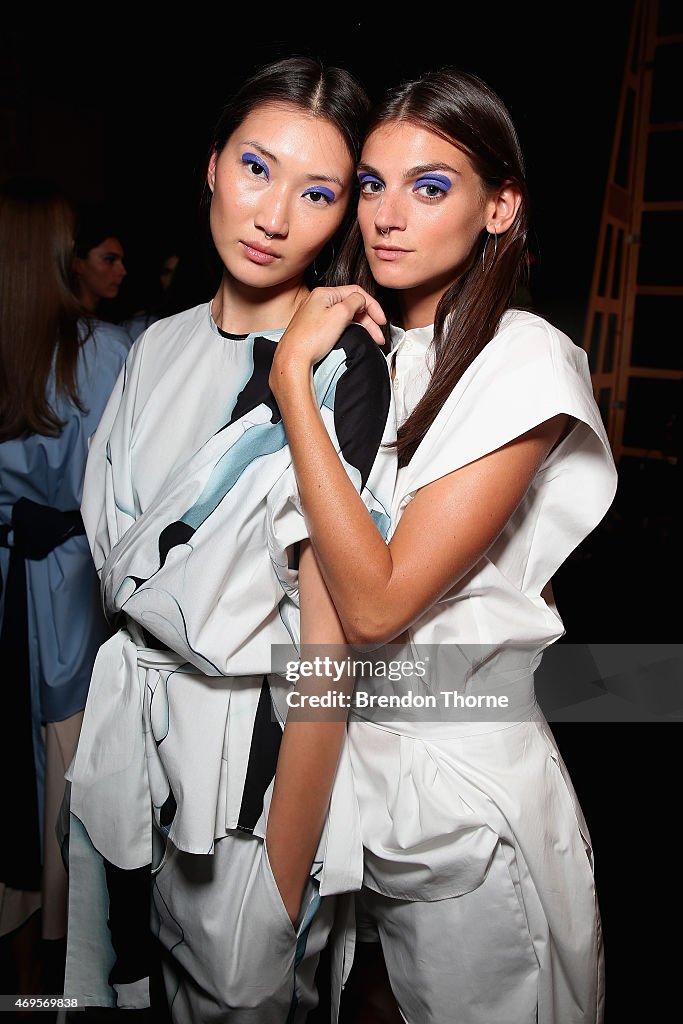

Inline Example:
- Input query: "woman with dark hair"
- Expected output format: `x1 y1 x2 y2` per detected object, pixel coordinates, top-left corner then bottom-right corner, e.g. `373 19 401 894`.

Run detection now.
64 57 395 1021
0 177 128 995
72 205 128 324
270 67 617 1023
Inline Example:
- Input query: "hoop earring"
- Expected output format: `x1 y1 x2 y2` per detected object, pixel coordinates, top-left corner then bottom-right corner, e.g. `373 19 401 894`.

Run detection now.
481 230 498 273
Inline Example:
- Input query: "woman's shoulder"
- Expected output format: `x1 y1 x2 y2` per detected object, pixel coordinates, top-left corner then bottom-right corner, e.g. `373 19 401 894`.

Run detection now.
146 300 209 332
400 309 610 489
46 321 128 425
80 317 130 350
464 309 592 398
130 301 210 355
334 321 384 352
491 311 589 368
103 302 210 386
78 318 130 377
492 309 584 359
331 322 391 376
121 310 161 345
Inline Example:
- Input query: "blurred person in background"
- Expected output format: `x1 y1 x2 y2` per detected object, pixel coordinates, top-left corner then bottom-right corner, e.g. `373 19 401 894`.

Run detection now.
71 204 128 327
0 177 129 999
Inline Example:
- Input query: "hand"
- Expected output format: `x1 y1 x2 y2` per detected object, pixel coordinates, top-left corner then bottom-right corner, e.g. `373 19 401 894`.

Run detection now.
270 286 386 396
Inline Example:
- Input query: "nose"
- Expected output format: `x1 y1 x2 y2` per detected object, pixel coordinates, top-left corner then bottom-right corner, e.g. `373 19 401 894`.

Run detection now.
254 185 290 239
374 189 407 237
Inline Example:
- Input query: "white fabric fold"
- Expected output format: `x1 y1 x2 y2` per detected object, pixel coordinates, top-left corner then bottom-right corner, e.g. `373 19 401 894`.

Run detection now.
68 629 155 869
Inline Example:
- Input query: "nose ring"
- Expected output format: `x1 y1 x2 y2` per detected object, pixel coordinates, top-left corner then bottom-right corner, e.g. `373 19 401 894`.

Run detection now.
264 232 274 239
380 228 389 237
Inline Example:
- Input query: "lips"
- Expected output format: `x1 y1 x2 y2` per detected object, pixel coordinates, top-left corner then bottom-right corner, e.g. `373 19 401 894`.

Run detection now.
240 240 279 264
372 246 410 262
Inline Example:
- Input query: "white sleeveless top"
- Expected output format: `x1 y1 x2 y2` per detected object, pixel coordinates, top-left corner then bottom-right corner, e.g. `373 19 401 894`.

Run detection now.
382 308 617 654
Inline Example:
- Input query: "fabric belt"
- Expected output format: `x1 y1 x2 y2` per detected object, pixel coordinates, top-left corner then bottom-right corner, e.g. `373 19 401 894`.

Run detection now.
67 629 181 871
68 627 365 891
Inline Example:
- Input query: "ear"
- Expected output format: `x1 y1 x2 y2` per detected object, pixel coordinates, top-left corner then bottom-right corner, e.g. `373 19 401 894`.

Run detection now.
485 182 522 234
207 151 217 193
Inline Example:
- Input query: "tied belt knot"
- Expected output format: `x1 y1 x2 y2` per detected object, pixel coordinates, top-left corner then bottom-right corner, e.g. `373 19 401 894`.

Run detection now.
0 496 85 562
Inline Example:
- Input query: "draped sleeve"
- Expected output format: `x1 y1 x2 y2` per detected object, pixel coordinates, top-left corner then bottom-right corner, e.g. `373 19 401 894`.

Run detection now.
393 312 617 585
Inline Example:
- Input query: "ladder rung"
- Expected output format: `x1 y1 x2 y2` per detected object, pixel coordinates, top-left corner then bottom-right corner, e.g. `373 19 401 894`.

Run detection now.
636 285 683 296
648 121 683 133
641 201 683 212
589 299 622 310
627 367 683 380
655 33 683 46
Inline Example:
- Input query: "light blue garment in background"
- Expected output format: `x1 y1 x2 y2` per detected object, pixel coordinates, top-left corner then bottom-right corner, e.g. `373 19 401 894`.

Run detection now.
0 319 129 846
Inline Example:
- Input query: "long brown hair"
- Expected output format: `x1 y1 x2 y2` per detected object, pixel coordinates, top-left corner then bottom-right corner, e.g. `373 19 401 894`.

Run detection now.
331 68 530 466
0 177 87 441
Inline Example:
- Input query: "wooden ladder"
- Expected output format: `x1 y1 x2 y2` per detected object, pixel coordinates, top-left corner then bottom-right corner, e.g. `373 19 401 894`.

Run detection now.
582 0 682 467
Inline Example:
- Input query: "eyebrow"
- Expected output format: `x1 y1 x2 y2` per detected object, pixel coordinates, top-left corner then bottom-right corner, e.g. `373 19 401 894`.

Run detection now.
242 140 345 187
358 161 461 180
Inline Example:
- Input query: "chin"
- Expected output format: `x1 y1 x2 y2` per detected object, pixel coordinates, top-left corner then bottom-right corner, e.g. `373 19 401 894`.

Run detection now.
250 268 288 289
227 261 276 288
370 265 410 289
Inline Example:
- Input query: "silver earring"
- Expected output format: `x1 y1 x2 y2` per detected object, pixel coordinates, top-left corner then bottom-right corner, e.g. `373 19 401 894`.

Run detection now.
481 230 498 272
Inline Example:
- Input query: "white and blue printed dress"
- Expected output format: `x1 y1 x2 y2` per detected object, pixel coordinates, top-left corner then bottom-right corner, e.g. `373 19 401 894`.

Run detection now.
63 300 396 1013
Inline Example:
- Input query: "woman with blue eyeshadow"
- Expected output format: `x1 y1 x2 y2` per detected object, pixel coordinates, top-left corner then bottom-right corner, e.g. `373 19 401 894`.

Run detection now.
270 67 616 1023
63 56 397 1021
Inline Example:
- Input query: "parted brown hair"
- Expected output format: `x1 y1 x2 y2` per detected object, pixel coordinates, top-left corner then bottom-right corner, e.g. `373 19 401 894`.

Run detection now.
331 68 531 466
0 177 88 441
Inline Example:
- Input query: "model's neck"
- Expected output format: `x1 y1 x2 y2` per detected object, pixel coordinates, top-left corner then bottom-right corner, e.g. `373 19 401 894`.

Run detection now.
398 278 454 331
212 275 308 335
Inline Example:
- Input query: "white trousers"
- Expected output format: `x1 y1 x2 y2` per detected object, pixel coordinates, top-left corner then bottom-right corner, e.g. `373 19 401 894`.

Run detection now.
356 842 540 1024
152 829 336 1023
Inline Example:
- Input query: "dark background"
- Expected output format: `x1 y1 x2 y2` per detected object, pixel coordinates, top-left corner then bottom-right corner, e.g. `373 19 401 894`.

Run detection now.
2 4 680 1020
3 6 636 342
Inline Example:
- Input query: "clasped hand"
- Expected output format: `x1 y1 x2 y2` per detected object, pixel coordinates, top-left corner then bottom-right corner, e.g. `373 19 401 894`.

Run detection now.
269 285 386 399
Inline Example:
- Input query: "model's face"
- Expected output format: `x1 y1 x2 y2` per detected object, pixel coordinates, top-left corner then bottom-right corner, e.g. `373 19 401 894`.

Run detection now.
357 122 494 321
208 102 354 291
73 237 127 306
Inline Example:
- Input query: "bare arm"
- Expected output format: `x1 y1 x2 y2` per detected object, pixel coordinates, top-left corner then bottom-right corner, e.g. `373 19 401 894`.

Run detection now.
270 288 569 646
265 540 352 923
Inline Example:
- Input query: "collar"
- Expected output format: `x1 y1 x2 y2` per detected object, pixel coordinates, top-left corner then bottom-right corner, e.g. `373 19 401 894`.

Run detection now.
389 322 435 355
